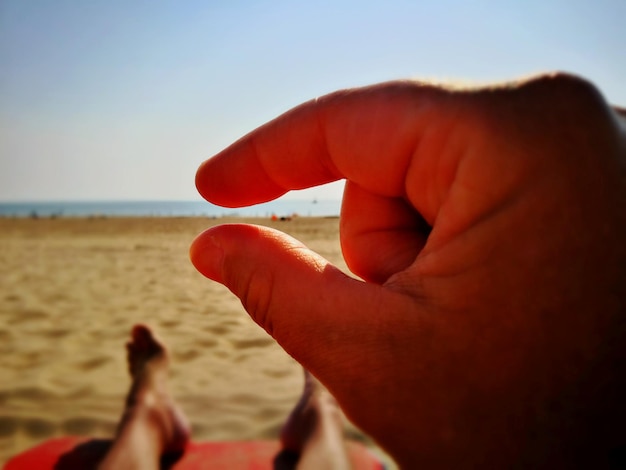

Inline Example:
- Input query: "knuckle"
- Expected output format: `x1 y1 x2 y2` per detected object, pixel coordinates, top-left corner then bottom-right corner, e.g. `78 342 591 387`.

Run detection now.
521 71 611 118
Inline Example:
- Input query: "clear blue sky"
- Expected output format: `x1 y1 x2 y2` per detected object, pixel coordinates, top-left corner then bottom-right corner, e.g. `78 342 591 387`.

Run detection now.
1 0 624 202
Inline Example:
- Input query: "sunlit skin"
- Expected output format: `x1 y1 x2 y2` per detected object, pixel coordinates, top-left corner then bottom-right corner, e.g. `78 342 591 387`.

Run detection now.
190 73 626 468
98 325 191 470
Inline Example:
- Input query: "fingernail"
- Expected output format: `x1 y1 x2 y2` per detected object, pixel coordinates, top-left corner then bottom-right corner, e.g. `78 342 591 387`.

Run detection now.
190 231 224 282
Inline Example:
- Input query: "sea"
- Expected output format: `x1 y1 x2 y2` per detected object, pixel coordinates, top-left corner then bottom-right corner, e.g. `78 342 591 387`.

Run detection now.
0 199 342 219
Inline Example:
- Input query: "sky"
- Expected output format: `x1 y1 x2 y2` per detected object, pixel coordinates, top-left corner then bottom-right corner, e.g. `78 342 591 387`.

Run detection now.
1 0 624 202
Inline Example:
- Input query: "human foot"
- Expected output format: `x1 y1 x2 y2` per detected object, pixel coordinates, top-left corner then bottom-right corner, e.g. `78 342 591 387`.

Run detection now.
119 324 191 455
280 369 345 453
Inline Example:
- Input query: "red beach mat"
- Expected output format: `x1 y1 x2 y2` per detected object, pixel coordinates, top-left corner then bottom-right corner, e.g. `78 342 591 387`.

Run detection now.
4 436 385 469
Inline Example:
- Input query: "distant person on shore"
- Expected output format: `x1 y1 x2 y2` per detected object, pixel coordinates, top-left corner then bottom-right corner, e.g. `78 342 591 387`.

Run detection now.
97 325 354 469
191 72 626 468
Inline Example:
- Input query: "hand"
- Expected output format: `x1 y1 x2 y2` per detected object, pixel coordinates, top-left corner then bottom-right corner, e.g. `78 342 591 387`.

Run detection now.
191 73 626 468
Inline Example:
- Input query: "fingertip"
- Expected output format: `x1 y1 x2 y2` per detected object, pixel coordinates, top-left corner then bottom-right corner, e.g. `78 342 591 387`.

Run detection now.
194 158 221 205
190 228 225 283
194 159 207 200
194 145 288 207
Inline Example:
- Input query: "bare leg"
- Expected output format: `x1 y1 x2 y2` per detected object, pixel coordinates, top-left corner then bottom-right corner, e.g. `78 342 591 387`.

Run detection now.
98 325 191 470
279 370 352 470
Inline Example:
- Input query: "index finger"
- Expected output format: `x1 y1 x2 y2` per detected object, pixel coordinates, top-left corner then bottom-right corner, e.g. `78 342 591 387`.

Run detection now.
195 81 447 207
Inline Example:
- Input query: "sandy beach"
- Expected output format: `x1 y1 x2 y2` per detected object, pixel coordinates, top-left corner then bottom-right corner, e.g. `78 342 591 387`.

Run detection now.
0 216 383 465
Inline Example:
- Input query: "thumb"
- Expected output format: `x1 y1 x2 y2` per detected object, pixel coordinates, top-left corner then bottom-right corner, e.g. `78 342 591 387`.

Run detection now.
189 223 392 378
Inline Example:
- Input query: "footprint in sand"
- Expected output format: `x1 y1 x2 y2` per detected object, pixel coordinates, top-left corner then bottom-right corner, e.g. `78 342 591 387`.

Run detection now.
76 356 111 371
261 368 293 379
62 417 99 435
0 417 18 437
8 309 47 325
195 338 219 349
158 319 181 329
203 325 231 336
173 348 201 361
42 328 72 339
230 338 275 349
23 418 56 438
